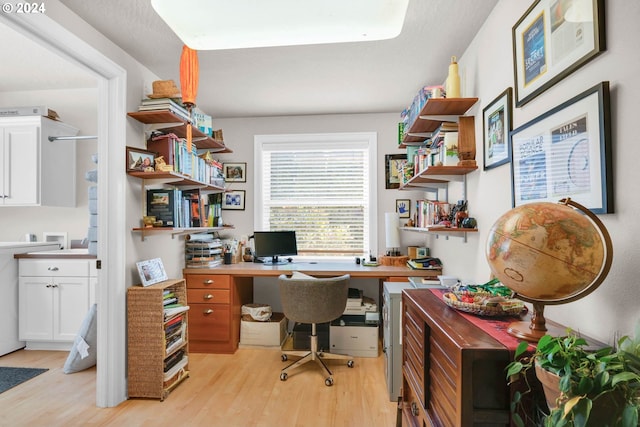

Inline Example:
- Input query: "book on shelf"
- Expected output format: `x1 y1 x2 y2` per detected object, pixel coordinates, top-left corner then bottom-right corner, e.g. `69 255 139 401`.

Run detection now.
164 348 186 373
146 189 178 227
163 355 189 382
164 305 189 321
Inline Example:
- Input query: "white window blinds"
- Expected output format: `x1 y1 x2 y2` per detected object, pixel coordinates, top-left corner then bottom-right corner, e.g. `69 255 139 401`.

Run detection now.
255 132 377 258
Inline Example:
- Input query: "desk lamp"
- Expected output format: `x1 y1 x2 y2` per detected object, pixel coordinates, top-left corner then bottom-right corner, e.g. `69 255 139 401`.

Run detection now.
385 212 401 256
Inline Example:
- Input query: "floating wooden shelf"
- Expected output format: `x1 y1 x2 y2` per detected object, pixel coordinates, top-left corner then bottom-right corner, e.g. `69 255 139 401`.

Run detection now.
127 170 226 191
127 110 232 152
400 97 478 146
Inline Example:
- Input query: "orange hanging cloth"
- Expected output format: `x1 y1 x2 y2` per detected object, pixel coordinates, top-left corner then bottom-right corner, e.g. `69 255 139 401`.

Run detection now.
179 45 199 152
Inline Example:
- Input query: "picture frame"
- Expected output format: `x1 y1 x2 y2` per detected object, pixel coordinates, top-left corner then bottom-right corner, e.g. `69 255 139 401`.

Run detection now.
483 87 513 170
512 0 606 107
136 258 168 287
385 154 407 189
509 81 612 213
222 190 246 210
126 146 156 172
396 199 411 219
223 162 247 182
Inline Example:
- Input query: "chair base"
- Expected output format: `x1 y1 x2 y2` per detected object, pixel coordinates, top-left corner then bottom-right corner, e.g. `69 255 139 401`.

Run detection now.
280 324 354 386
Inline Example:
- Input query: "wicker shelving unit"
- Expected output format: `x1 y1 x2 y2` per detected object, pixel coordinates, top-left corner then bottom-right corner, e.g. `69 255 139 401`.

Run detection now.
127 278 190 400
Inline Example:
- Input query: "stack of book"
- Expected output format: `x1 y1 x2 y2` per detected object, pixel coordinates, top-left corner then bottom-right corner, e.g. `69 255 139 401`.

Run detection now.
138 97 190 123
185 233 223 268
344 288 364 315
414 200 454 228
407 257 443 270
163 289 189 356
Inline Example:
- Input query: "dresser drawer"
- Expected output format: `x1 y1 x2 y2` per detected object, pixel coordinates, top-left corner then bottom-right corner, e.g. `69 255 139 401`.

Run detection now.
187 289 230 304
19 259 90 277
185 274 231 289
188 303 231 341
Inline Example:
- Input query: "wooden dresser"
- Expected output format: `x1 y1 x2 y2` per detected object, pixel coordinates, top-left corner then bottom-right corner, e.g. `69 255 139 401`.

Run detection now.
183 273 252 353
401 289 512 427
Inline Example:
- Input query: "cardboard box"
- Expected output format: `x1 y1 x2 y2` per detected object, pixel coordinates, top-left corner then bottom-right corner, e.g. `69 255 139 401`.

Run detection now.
240 312 287 347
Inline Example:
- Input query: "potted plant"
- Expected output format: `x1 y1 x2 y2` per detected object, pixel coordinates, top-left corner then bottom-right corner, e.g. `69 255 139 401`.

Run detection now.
505 323 640 427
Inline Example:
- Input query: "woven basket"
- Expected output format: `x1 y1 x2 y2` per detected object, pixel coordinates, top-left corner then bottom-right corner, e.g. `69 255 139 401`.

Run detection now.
442 292 525 317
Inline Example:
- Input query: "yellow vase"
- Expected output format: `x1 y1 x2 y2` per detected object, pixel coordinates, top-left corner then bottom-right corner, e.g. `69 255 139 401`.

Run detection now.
446 56 460 98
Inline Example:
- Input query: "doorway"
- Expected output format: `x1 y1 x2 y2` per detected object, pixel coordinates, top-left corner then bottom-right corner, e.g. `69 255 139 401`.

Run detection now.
0 10 128 407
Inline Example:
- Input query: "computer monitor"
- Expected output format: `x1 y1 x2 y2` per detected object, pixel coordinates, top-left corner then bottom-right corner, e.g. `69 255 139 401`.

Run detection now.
253 231 298 264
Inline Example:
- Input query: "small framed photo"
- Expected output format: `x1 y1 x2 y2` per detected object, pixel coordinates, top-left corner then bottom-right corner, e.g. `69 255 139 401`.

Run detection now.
224 162 247 182
126 146 156 172
396 199 411 218
483 87 513 170
222 190 246 210
136 258 168 287
385 154 407 189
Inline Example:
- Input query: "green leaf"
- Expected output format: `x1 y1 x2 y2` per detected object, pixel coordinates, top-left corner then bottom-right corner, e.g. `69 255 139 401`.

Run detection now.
512 413 524 427
567 397 592 427
506 361 524 378
621 403 638 427
514 341 529 359
612 371 640 387
577 376 593 394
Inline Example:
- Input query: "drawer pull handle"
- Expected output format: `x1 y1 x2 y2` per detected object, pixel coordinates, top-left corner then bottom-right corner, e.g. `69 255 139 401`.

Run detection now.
203 279 214 284
203 294 214 300
203 309 214 315
411 402 419 417
48 266 59 271
46 284 52 288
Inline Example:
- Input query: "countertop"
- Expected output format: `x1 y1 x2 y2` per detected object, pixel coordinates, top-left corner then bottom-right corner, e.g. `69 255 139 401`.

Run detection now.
14 248 97 259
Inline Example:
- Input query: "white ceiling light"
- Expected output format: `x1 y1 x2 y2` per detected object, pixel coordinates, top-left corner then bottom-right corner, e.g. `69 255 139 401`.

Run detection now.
151 0 410 50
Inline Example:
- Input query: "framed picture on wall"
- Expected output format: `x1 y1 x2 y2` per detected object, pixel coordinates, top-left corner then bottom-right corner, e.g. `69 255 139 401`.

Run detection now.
396 199 411 218
510 81 612 213
222 190 246 210
512 0 606 107
483 88 513 170
224 162 247 182
385 154 407 189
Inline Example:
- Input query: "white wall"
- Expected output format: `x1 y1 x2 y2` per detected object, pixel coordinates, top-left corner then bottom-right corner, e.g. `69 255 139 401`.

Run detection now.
439 0 639 343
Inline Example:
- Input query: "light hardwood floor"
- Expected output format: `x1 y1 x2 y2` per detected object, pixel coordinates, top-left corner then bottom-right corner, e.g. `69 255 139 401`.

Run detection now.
0 347 398 427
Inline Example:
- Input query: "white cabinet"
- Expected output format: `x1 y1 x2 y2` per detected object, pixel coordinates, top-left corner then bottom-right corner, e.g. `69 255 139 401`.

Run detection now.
0 116 78 206
18 258 96 350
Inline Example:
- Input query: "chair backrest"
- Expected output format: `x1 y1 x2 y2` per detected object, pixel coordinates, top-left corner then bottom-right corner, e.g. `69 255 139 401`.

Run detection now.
278 274 350 324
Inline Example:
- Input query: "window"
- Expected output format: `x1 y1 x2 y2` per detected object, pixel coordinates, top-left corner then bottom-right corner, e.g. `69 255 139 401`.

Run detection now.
255 132 377 259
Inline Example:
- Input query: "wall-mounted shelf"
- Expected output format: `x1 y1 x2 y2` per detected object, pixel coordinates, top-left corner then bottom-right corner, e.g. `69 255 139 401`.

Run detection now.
400 97 478 147
127 110 232 153
132 226 233 241
127 171 226 192
400 165 477 190
400 225 477 242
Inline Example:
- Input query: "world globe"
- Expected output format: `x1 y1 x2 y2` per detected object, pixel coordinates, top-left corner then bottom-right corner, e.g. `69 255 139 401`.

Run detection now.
485 198 613 341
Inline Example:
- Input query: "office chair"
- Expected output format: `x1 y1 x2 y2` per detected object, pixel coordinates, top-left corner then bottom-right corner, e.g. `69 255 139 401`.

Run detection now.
278 273 354 386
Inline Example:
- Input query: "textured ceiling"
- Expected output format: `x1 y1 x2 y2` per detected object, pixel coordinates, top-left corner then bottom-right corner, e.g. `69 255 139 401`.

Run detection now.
4 0 498 118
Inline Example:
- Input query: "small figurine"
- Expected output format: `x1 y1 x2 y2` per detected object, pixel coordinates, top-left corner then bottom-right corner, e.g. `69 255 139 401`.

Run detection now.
154 156 174 172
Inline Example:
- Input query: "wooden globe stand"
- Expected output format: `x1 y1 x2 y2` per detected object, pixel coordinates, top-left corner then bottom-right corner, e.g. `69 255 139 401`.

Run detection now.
507 302 568 342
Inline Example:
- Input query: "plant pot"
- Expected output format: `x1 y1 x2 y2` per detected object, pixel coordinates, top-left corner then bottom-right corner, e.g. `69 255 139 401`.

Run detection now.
535 362 561 411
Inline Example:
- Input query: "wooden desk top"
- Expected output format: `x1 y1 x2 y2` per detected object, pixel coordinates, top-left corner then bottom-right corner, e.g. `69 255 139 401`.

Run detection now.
183 262 441 279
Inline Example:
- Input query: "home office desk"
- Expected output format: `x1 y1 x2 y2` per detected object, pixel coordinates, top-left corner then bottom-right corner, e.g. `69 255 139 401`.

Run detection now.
183 262 441 353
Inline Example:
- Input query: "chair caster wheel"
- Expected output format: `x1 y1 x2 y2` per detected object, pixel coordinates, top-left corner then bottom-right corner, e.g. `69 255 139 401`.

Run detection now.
281 354 288 362
325 377 334 386
280 373 288 381
347 360 354 368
